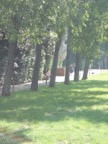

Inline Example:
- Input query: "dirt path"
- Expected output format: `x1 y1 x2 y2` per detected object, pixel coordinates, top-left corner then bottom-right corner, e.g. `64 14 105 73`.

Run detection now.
0 69 105 95
0 80 46 95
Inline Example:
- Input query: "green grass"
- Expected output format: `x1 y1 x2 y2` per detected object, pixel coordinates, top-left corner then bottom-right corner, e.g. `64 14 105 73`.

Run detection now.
0 72 108 144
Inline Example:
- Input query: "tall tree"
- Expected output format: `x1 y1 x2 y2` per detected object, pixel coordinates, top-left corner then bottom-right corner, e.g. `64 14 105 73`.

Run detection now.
82 56 90 80
31 43 42 91
0 1 33 95
74 53 80 81
64 27 71 84
49 33 62 87
81 0 108 79
49 0 67 87
1 15 20 96
2 41 17 96
30 0 60 90
0 0 47 94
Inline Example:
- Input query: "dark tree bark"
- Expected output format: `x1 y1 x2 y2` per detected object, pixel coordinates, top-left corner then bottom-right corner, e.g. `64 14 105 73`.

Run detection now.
64 27 71 85
2 41 17 96
1 15 20 96
49 34 62 87
0 36 8 84
82 57 90 80
74 53 80 82
64 47 71 84
31 43 42 91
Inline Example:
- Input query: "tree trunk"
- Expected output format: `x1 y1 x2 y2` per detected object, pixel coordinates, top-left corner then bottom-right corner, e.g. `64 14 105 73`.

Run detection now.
31 43 42 91
82 57 90 80
64 27 71 85
39 49 44 80
49 34 62 87
74 53 80 82
64 47 71 84
2 41 17 96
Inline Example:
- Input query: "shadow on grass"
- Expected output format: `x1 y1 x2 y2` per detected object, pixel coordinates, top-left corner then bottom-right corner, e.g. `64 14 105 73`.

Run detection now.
0 127 31 144
69 80 108 90
0 80 108 124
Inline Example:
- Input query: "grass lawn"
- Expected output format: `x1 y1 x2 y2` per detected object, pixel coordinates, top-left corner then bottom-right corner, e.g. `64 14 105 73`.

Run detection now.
0 72 108 144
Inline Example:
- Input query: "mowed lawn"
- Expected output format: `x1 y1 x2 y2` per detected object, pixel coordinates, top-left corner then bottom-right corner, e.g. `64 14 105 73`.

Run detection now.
0 72 108 144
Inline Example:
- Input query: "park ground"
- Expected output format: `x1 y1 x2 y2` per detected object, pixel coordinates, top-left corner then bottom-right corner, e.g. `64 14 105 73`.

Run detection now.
0 72 108 144
0 69 104 93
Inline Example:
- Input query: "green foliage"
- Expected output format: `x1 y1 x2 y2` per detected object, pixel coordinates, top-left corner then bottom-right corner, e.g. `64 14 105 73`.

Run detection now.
0 0 108 86
15 39 35 83
68 0 108 61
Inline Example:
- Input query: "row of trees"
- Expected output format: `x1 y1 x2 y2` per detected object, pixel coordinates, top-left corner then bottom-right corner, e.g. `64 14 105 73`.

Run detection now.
0 0 108 96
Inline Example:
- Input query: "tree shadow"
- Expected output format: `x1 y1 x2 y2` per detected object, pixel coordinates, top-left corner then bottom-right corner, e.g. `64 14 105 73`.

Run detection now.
0 126 31 144
69 80 108 90
0 80 108 124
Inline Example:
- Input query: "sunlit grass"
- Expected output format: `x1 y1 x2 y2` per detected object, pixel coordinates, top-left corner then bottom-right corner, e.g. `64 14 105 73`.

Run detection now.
0 72 108 144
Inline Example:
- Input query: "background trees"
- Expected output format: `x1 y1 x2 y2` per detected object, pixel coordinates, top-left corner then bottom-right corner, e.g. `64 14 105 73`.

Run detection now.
0 0 34 95
0 0 108 95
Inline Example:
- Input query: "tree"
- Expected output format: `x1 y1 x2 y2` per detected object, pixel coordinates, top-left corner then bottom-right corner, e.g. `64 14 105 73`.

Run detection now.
2 41 17 96
30 0 61 90
64 27 71 85
49 0 67 87
74 53 80 81
0 1 29 95
82 56 90 80
31 43 42 91
0 0 46 95
49 33 62 87
65 0 90 82
1 15 20 96
81 0 108 79
0 32 8 85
